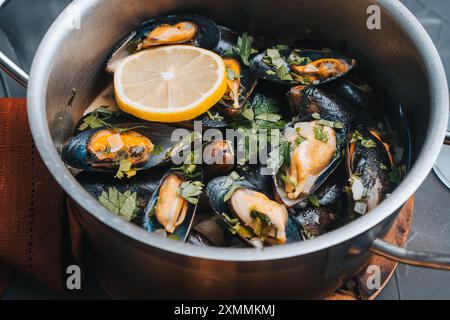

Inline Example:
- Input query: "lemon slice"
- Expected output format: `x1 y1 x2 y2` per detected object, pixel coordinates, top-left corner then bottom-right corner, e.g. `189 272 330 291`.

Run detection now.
114 45 227 122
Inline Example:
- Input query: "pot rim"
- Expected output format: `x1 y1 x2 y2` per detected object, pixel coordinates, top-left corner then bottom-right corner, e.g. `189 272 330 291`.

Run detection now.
27 0 449 262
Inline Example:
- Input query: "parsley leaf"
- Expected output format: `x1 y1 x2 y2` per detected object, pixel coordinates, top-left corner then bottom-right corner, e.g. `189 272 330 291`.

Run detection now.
172 151 201 178
350 131 376 148
234 33 258 66
389 165 406 185
98 187 139 222
178 180 204 205
78 106 116 131
308 194 320 208
151 144 164 156
226 68 241 81
313 125 329 143
115 159 137 179
223 172 245 202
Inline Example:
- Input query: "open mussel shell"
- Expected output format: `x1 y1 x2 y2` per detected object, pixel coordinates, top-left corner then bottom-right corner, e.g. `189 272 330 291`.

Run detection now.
143 171 202 241
213 26 239 57
206 175 300 248
288 86 355 129
106 14 220 73
273 114 348 207
250 48 355 85
346 125 392 219
218 57 258 117
62 123 186 172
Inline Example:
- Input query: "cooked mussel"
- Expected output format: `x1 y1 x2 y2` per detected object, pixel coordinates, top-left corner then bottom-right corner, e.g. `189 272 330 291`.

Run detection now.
207 172 300 247
250 48 355 85
274 114 348 207
144 172 202 240
218 57 258 116
107 14 220 73
62 123 186 173
203 140 235 181
287 86 355 128
346 125 393 218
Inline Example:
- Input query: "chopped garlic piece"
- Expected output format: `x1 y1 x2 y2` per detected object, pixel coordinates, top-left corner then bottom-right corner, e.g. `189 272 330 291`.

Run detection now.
107 133 124 153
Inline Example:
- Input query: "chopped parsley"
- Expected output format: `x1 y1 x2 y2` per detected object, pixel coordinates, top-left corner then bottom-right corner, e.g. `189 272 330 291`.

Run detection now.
295 134 307 146
311 113 344 129
350 131 376 148
98 187 139 222
223 171 245 202
115 159 137 179
308 194 320 208
226 68 241 81
151 144 164 156
232 33 258 66
250 210 278 241
78 106 119 131
313 125 329 143
178 180 204 205
172 151 201 178
389 165 406 185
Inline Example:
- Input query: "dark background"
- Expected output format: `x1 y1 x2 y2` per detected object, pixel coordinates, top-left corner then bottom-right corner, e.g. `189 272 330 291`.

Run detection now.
0 0 449 299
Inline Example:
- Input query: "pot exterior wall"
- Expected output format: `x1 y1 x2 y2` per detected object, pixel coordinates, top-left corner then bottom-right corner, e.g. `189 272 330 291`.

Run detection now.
72 199 397 299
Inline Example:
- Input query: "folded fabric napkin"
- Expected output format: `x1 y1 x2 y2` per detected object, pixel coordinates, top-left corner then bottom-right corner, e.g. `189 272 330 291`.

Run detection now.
0 98 81 296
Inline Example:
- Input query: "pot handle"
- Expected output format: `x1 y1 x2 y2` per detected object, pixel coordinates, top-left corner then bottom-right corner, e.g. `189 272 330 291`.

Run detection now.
370 137 450 270
0 51 29 88
370 239 450 270
0 0 28 88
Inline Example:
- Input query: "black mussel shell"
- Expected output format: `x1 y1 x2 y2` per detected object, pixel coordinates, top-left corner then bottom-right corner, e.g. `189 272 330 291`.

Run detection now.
250 48 355 85
213 26 239 57
297 167 348 214
107 14 220 72
143 171 201 241
174 107 230 130
273 113 348 207
288 86 355 130
191 214 229 247
187 230 215 247
62 123 184 172
346 125 392 218
235 165 273 196
322 79 376 113
291 206 339 239
206 175 300 247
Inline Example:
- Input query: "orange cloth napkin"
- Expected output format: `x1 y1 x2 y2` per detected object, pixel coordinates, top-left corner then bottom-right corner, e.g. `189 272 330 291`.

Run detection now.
0 98 81 296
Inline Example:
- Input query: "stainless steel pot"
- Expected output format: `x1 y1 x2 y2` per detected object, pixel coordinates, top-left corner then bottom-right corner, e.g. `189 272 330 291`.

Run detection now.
1 0 450 299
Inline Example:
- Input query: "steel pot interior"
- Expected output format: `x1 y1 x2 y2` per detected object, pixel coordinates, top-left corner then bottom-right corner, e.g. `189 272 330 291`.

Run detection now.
27 0 448 261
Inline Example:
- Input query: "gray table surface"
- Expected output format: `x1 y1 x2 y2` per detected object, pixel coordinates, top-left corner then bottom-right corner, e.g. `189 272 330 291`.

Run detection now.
1 0 449 300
